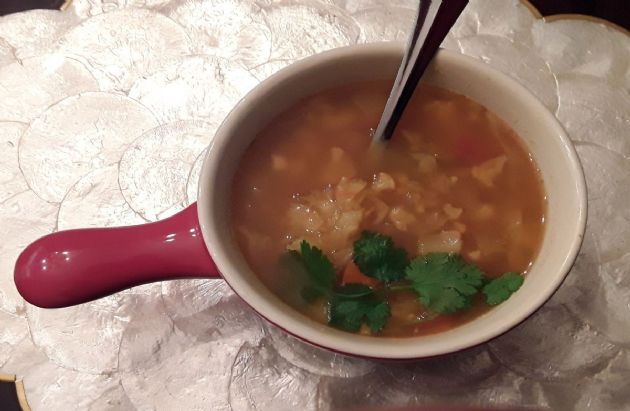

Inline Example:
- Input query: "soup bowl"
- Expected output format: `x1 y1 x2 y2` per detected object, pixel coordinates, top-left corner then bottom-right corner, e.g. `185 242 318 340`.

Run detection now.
14 43 586 359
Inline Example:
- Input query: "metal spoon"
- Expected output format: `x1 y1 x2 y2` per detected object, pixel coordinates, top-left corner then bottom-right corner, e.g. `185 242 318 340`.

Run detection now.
373 0 469 143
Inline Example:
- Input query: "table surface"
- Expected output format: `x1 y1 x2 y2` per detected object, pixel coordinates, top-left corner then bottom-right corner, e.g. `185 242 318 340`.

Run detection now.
0 1 629 410
1 1 629 30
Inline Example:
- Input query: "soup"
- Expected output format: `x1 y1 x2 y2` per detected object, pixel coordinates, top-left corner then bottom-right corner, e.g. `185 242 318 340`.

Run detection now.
230 81 545 337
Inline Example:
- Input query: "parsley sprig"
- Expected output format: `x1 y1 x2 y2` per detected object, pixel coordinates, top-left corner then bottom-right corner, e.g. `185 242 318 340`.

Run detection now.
290 232 524 334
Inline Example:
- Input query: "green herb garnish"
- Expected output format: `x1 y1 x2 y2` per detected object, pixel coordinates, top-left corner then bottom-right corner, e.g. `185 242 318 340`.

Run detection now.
290 233 524 335
330 284 390 333
405 253 485 314
483 272 524 305
293 240 337 293
353 231 409 282
291 242 391 333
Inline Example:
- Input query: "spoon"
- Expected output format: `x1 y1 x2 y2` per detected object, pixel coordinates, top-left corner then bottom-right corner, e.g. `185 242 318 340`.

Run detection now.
373 0 469 143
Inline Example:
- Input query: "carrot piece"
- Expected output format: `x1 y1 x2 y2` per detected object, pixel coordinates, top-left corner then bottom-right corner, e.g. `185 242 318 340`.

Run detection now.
341 261 378 287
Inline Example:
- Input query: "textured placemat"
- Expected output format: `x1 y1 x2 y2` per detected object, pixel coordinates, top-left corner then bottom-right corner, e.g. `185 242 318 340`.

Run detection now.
0 1 629 410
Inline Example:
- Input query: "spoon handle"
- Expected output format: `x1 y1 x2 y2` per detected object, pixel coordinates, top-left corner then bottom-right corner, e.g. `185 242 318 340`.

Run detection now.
373 0 469 143
392 1 431 90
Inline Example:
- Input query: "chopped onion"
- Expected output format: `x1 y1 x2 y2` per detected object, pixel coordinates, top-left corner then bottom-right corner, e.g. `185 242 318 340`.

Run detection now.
389 207 416 231
372 172 395 191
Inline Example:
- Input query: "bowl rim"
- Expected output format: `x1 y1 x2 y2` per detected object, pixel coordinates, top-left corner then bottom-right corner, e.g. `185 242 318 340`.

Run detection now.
197 43 587 359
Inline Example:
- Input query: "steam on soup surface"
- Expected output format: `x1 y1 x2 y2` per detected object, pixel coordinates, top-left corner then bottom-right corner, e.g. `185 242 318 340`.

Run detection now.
231 81 545 337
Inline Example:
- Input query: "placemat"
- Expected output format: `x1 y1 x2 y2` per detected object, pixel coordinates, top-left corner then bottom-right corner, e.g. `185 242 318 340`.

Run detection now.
0 1 629 410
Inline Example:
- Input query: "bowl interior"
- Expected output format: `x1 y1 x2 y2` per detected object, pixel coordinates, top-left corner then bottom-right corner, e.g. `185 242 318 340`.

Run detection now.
198 44 586 359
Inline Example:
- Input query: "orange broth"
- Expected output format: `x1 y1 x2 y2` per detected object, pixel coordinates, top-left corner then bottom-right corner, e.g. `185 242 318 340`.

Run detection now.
230 81 546 337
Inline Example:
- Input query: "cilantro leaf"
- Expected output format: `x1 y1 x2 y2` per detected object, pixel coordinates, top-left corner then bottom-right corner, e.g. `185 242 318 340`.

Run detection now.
426 288 471 313
293 241 336 291
483 272 524 305
330 300 367 332
364 300 390 332
353 231 409 282
330 285 390 333
405 253 485 314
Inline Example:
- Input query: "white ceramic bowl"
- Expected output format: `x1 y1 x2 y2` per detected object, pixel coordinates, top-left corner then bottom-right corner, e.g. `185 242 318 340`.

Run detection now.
198 43 587 359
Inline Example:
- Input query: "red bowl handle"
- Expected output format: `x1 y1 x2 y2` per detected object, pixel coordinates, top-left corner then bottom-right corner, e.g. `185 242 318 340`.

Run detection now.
14 203 220 308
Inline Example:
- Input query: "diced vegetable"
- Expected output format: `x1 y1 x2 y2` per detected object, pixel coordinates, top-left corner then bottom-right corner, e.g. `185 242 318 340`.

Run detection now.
472 155 507 187
337 210 363 234
288 204 323 232
418 230 462 254
372 172 395 191
365 197 389 225
335 177 367 204
388 207 416 231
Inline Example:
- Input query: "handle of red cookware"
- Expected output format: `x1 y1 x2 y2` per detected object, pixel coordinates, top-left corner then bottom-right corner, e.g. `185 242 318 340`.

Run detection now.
14 203 220 308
